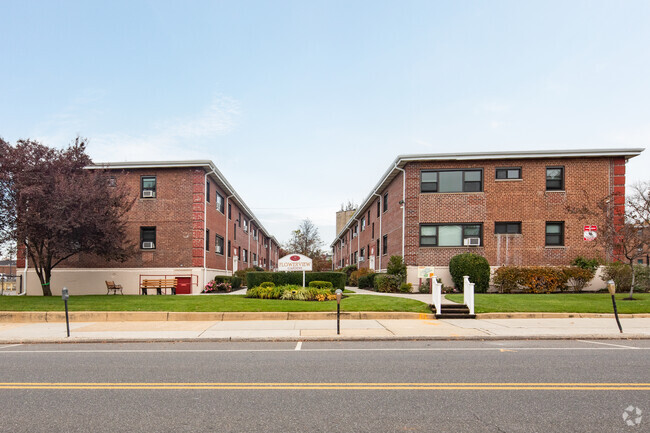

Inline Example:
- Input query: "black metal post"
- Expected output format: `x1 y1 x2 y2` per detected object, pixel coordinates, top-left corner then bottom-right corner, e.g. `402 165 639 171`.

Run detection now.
611 294 623 333
64 299 70 337
337 303 340 335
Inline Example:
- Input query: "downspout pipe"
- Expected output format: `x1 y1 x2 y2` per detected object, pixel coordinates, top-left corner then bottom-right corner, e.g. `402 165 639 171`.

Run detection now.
372 192 382 270
204 169 217 289
225 194 235 275
394 164 406 259
19 242 28 295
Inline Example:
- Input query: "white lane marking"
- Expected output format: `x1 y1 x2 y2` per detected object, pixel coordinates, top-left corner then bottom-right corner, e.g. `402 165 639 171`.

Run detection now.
0 344 22 350
0 347 648 354
577 340 640 349
295 342 302 351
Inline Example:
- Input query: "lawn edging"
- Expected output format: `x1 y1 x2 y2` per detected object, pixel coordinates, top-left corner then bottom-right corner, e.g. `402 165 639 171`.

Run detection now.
476 312 650 319
0 311 436 323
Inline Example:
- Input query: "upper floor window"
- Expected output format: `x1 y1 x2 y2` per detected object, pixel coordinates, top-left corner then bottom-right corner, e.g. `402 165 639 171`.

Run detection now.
206 229 210 251
206 180 210 202
361 217 366 231
382 235 388 255
141 176 156 198
496 167 521 180
495 222 522 234
228 203 232 219
140 227 156 249
215 234 224 255
243 219 248 233
216 191 224 213
419 223 482 247
545 222 564 246
546 167 564 191
108 176 117 187
376 200 380 217
421 169 482 193
383 193 388 212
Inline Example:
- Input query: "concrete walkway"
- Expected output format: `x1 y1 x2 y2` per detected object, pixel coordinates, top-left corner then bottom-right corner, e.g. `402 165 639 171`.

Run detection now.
346 287 457 304
0 317 648 343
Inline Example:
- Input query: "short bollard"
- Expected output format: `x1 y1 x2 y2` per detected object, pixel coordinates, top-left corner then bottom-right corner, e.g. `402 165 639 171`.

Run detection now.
335 289 343 335
607 280 623 333
62 286 70 337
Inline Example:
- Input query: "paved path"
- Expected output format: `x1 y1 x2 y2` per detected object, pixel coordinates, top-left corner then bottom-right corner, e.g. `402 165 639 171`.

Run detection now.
0 317 648 343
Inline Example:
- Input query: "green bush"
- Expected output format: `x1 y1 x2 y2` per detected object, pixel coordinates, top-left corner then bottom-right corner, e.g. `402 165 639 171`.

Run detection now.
492 266 522 293
634 265 650 292
230 276 242 289
386 256 406 282
448 253 490 292
260 282 275 289
341 265 358 284
308 280 333 291
601 262 633 293
493 266 574 293
246 272 346 290
399 282 412 293
571 256 600 275
214 275 232 284
562 266 595 292
418 279 431 294
358 273 377 290
374 274 401 292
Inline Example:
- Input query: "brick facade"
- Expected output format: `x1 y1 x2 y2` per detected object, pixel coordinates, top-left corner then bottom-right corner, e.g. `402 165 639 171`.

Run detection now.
332 150 642 273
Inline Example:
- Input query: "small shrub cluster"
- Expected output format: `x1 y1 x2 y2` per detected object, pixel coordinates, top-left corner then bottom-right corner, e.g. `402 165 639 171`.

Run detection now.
449 253 490 292
214 275 242 289
202 280 232 293
349 268 374 287
246 272 346 290
493 266 597 293
374 274 402 292
399 282 412 293
634 265 650 292
308 281 333 290
418 279 431 294
341 265 358 284
386 256 407 282
571 256 600 274
245 284 337 301
358 273 377 290
601 262 633 293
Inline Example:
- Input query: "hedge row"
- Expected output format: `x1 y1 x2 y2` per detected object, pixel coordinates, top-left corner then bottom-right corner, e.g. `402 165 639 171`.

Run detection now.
246 272 346 290
493 266 594 293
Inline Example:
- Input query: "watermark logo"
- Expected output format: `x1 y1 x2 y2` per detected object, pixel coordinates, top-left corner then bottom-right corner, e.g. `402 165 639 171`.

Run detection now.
623 406 642 427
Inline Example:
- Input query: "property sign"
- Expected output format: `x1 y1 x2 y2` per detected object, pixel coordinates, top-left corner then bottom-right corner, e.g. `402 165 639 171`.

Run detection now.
417 266 436 279
278 254 313 272
583 225 597 241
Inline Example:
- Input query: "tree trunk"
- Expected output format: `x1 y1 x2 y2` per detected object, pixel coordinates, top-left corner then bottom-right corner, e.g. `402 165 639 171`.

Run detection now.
626 261 636 300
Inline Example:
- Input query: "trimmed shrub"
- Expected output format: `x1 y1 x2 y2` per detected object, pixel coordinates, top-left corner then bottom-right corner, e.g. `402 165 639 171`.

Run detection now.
358 273 377 290
634 265 650 292
349 267 373 287
386 255 406 281
308 280 333 291
601 262 633 293
493 266 523 293
399 282 412 293
374 274 401 292
448 253 490 292
341 265 358 284
260 282 275 289
571 256 600 275
246 272 346 290
562 266 595 292
519 267 568 293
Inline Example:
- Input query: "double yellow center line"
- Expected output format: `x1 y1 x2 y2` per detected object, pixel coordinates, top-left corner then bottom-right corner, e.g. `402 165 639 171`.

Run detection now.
1 382 648 390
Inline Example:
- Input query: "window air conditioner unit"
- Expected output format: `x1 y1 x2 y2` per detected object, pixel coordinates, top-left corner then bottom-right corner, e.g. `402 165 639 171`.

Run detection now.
142 242 155 249
253 260 258 266
463 237 481 246
142 190 155 198
358 256 364 262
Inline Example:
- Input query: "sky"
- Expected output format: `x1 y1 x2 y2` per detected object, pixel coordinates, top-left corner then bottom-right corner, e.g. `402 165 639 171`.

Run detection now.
2 0 649 248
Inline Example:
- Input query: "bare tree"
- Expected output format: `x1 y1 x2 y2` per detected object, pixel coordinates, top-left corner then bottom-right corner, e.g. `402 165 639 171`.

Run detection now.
0 137 135 295
339 200 357 212
285 219 324 258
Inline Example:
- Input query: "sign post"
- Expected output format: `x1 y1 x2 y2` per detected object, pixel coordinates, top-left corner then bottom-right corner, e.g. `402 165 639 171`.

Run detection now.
61 286 70 337
278 254 313 287
335 289 343 335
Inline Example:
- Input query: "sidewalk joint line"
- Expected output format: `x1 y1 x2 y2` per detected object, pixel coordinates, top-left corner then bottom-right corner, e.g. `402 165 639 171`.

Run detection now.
0 344 22 350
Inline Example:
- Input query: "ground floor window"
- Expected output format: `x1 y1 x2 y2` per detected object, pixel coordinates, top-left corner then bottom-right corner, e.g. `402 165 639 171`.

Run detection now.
140 227 156 249
495 222 521 234
382 235 388 255
215 235 224 255
419 223 482 247
545 222 564 246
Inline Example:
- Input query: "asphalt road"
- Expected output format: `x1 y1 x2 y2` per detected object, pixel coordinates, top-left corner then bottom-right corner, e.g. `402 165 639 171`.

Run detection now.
0 340 648 432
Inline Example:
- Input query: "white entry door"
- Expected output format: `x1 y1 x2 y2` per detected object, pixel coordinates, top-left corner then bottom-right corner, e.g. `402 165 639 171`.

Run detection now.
233 256 238 273
369 255 376 271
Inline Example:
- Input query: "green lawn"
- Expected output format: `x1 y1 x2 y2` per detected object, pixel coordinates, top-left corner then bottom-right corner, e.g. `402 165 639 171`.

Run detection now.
445 293 650 314
0 294 431 313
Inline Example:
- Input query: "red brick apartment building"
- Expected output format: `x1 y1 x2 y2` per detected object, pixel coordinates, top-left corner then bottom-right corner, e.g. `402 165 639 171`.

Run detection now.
331 149 644 287
18 161 281 295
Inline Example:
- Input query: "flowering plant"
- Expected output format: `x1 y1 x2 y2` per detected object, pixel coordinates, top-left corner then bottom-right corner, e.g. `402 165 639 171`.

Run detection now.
202 280 232 293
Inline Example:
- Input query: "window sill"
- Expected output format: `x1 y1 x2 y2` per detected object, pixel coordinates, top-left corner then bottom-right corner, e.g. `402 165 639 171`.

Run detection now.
544 246 565 249
494 179 522 182
493 234 522 237
419 191 485 195
419 246 484 248
545 190 566 193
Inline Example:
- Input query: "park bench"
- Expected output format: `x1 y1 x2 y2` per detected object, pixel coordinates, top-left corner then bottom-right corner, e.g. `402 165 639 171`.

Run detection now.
105 281 123 295
140 278 177 295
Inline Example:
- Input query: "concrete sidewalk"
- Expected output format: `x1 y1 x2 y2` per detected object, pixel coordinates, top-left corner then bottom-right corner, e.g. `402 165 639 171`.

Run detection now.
0 317 648 343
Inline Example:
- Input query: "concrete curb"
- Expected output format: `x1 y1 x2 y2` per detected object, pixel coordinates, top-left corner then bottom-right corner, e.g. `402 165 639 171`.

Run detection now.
475 313 650 319
1 334 649 345
0 311 436 323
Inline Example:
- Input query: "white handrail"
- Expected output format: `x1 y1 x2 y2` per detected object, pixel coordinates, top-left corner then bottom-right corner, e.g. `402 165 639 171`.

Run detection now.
463 275 475 315
431 278 442 315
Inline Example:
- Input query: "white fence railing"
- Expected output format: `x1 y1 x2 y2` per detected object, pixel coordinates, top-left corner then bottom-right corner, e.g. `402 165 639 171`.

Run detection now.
431 278 442 315
463 275 475 315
